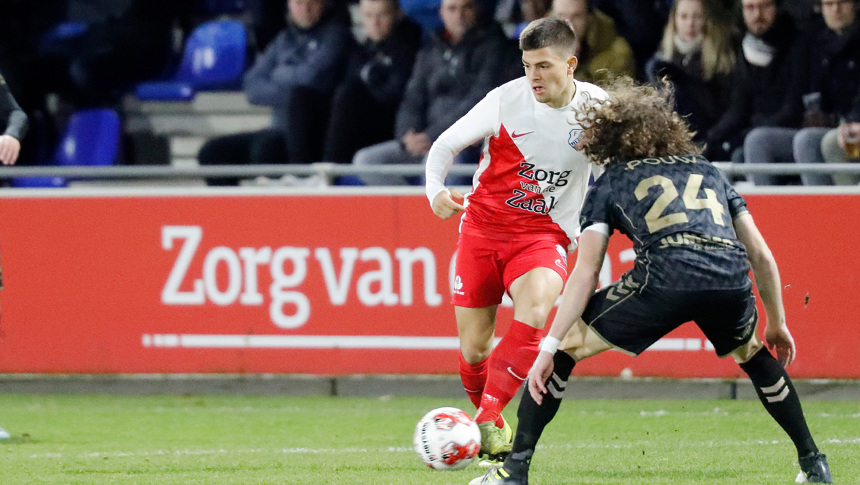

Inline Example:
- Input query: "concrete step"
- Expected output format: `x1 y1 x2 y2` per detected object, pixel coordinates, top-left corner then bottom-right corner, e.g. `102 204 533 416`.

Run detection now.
170 136 207 158
123 91 271 115
126 112 272 136
171 156 200 168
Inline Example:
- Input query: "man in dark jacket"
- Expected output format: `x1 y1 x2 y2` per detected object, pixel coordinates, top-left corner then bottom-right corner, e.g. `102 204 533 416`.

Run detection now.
743 0 859 185
322 0 422 164
591 0 667 80
705 0 808 163
198 0 352 183
351 0 514 185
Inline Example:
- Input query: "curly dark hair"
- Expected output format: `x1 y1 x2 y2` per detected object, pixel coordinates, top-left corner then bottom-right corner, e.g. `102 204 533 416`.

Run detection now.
575 76 702 166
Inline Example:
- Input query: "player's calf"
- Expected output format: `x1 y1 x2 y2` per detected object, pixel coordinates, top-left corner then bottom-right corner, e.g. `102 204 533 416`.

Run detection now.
739 347 824 468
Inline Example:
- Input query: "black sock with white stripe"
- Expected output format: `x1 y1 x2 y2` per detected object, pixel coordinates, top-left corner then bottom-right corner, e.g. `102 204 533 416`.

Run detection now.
739 347 818 458
505 351 576 476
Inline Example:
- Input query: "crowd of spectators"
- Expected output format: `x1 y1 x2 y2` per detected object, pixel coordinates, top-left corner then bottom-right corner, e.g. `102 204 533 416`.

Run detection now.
0 0 858 186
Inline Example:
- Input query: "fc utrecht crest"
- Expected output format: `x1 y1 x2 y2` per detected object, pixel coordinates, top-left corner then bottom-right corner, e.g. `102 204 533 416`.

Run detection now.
568 128 585 149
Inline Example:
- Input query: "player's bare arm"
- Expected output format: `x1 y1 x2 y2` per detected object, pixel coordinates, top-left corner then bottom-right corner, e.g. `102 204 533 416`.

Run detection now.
527 229 608 403
733 212 795 366
431 189 465 219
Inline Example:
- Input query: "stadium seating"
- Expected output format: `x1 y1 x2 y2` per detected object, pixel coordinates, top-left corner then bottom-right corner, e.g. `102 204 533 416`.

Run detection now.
400 0 443 36
135 20 247 101
38 21 89 54
11 109 121 188
198 0 254 16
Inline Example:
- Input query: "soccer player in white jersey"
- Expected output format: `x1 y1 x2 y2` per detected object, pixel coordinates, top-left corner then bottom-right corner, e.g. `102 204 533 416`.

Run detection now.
425 17 608 461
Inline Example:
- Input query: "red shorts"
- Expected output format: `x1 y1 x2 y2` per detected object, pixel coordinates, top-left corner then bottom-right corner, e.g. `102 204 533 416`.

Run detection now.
452 233 570 308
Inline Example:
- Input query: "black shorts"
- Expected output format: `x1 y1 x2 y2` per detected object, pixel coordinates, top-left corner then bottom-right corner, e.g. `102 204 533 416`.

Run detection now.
582 275 757 357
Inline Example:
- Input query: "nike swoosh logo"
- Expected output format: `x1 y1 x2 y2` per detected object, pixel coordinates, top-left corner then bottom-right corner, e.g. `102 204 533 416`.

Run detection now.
511 131 534 139
507 366 526 381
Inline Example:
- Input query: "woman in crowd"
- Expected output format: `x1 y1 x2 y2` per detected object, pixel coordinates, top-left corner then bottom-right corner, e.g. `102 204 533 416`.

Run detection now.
646 0 736 142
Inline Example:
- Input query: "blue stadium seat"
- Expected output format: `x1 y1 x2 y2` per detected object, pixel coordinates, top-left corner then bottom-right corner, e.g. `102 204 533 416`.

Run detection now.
135 20 247 101
400 0 443 37
335 175 366 186
55 109 121 167
11 109 121 188
38 21 89 54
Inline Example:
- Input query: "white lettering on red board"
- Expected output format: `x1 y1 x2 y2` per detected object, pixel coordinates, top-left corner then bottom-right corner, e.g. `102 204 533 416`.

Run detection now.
161 226 444 329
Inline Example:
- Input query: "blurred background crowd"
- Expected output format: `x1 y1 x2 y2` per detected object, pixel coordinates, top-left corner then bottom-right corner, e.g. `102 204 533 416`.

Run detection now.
0 0 857 186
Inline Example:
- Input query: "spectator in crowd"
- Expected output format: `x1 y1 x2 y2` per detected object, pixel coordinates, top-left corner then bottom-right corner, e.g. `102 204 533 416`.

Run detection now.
744 0 859 185
783 0 826 34
517 0 553 33
647 0 736 144
821 119 860 184
322 0 422 165
197 0 352 185
550 0 635 84
0 0 64 166
35 0 188 108
496 0 554 39
592 0 672 79
810 86 860 185
251 0 351 50
351 0 513 185
0 68 28 439
705 0 808 164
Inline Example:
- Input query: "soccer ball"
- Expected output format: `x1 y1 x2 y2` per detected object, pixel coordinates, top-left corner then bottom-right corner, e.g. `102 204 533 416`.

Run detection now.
413 406 481 470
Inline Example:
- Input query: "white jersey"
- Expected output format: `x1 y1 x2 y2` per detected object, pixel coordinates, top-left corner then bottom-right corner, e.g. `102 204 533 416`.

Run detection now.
426 76 608 248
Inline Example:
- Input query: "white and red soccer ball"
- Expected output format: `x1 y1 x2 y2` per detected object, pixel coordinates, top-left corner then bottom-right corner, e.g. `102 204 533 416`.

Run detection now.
413 406 481 470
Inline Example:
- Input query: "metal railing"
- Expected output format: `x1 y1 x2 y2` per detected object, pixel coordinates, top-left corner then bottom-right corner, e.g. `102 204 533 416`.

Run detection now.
0 163 859 186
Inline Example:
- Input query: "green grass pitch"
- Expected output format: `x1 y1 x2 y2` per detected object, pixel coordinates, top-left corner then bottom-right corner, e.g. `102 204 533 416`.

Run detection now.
0 394 857 484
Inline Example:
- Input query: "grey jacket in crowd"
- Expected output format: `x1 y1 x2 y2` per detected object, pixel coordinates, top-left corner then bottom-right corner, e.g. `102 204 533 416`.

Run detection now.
243 14 353 129
395 24 515 141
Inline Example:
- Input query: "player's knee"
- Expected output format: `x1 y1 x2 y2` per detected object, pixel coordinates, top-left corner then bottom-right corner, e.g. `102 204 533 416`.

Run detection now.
730 334 764 364
460 344 492 364
563 341 604 361
515 304 552 328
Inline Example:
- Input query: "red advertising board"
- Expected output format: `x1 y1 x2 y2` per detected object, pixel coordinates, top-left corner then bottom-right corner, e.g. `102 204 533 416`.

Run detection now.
0 190 857 378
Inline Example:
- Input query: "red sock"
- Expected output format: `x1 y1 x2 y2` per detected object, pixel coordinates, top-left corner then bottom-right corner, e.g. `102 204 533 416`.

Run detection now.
459 352 488 412
477 320 542 425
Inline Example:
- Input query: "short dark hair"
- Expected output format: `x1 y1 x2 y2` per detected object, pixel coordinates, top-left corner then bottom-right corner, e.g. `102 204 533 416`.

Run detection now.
518 17 578 58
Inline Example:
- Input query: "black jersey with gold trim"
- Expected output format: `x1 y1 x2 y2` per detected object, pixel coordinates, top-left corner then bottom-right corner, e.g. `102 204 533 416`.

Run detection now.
581 154 751 290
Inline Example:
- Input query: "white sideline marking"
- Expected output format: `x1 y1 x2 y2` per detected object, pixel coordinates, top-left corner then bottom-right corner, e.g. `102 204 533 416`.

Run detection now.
142 334 466 350
142 334 713 351
27 438 860 461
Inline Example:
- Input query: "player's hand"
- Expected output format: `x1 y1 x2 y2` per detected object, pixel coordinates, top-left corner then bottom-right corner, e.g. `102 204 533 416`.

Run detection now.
527 351 555 405
431 189 465 219
0 135 21 165
764 324 796 367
